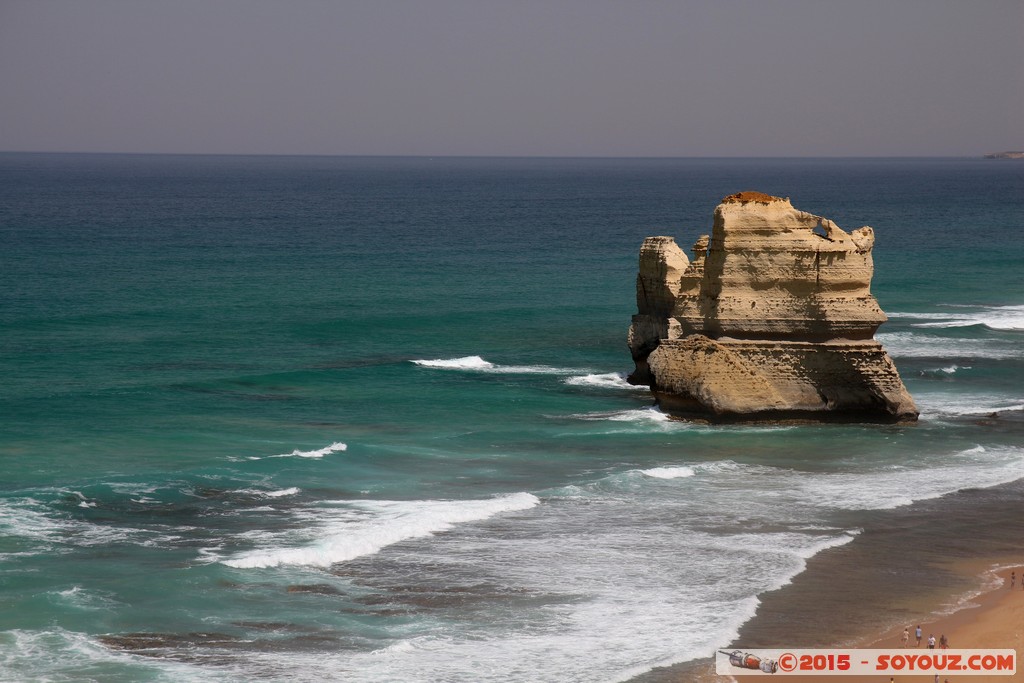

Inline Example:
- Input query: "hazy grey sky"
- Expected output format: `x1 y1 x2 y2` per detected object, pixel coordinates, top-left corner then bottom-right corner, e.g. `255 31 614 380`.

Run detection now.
1 1 1021 156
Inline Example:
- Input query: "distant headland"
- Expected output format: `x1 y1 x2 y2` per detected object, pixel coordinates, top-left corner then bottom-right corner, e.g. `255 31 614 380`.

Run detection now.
984 151 1024 159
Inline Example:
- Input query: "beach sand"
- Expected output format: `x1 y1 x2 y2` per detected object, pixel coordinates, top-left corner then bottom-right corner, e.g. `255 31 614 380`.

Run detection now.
631 477 1024 683
643 561 1023 683
770 562 1024 683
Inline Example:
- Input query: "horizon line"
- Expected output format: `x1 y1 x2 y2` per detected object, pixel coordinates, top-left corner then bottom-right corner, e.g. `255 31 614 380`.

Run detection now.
0 150 998 160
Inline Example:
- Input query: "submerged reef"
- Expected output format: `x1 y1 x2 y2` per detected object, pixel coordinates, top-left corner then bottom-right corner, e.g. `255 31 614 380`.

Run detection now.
628 192 918 422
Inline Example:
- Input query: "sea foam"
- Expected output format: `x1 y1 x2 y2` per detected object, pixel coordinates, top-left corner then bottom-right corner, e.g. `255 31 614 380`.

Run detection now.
564 372 648 390
412 355 494 369
900 304 1024 331
247 442 347 460
0 628 210 683
236 487 301 499
639 466 697 479
221 492 540 569
570 407 671 423
913 391 1024 417
411 355 585 375
877 332 1020 360
773 445 1024 511
0 498 134 550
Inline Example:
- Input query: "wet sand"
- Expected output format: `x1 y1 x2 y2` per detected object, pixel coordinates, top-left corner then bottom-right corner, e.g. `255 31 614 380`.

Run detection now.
631 477 1024 683
769 562 1024 682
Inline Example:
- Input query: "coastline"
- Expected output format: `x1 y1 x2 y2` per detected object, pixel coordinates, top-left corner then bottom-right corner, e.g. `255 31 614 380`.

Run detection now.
765 560 1023 683
631 475 1024 683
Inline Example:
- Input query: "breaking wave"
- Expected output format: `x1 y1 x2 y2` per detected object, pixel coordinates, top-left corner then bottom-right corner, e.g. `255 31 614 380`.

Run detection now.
570 407 672 423
220 492 540 569
246 442 347 460
638 466 697 479
411 356 586 375
564 372 649 390
877 332 1020 360
895 304 1024 332
235 487 301 499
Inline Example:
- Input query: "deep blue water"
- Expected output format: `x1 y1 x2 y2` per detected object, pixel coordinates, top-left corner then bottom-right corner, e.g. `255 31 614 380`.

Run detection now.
1 154 1023 682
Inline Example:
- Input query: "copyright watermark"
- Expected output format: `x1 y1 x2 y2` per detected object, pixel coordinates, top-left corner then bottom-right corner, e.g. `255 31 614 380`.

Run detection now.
716 648 1016 676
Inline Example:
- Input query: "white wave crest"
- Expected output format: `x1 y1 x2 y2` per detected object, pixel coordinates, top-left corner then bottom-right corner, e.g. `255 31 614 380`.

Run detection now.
62 490 98 509
236 487 300 498
0 629 210 682
0 499 135 550
221 492 540 569
412 355 493 369
794 445 1024 511
46 586 122 612
262 487 300 498
564 373 648 391
248 442 348 460
888 311 967 319
913 391 1024 417
571 407 671 423
917 305 1024 331
925 364 968 375
889 304 1024 331
369 638 422 656
412 356 584 375
639 466 696 479
877 332 1020 360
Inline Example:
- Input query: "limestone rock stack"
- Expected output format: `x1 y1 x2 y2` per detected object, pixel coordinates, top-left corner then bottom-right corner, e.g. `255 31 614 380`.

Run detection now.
628 192 918 421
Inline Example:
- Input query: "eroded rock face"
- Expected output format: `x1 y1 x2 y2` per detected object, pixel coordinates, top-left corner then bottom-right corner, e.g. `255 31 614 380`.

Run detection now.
628 192 918 421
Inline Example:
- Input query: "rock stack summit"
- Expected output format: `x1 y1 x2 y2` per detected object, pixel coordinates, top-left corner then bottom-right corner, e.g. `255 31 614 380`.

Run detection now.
628 192 918 422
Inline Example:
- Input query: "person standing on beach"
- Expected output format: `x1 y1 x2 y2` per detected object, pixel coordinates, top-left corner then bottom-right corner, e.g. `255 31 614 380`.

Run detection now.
928 633 936 649
915 625 923 646
902 627 909 647
1011 571 1015 589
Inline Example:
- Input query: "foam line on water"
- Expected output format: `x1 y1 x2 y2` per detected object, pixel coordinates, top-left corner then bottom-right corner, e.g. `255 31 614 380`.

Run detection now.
920 364 969 375
411 355 493 369
556 407 705 435
46 586 122 612
236 487 301 498
889 305 1024 331
585 447 1024 514
638 466 697 479
913 391 1024 417
777 447 1021 512
569 407 671 423
246 442 347 460
877 332 1020 360
0 498 135 550
411 355 586 375
913 304 1024 331
564 372 649 391
190 443 1019 682
0 629 214 683
260 528 860 683
776 446 1024 511
220 492 540 569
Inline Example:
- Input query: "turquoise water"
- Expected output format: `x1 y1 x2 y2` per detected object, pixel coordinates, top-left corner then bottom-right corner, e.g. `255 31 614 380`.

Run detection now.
1 154 1023 681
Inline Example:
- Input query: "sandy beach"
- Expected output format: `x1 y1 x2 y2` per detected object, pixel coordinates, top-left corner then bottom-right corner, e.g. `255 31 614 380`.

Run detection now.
633 476 1024 683
646 561 1024 683
770 562 1024 683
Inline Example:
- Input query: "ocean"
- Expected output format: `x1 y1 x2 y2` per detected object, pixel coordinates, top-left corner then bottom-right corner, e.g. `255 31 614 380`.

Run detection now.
1 154 1022 682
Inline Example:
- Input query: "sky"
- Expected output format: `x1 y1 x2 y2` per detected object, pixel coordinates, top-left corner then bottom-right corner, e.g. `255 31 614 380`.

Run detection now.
0 0 1021 157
